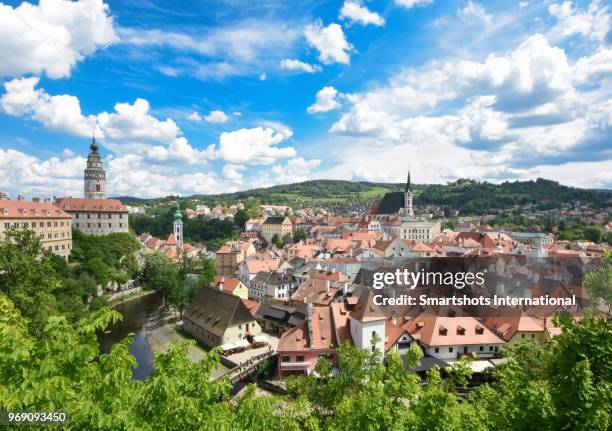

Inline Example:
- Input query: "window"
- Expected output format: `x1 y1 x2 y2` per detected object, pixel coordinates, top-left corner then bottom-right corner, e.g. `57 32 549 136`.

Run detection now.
434 347 439 353
522 334 525 338
479 346 484 351
296 355 305 362
449 347 453 353
281 356 290 362
47 222 51 227
98 214 101 219
489 346 493 351
531 334 535 338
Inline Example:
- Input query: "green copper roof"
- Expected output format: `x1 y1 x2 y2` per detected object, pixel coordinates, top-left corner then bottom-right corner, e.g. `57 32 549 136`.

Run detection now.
173 203 183 224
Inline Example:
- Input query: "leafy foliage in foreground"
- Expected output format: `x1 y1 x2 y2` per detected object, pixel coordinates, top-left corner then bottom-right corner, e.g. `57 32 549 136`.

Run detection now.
0 236 610 430
1 289 610 431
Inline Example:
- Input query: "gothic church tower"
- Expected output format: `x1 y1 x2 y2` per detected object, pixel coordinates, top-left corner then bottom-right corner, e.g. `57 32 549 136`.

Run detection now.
404 169 414 217
84 136 107 199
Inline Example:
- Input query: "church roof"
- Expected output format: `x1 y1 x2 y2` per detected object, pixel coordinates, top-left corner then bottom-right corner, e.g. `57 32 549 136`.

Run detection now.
374 192 405 215
165 233 178 246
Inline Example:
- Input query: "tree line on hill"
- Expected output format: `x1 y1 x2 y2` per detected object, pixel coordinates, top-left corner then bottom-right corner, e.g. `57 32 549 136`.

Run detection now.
123 178 610 217
0 230 610 430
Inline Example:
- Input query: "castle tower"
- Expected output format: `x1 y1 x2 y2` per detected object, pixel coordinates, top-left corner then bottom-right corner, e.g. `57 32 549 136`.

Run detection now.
84 135 107 199
173 203 183 249
404 169 413 217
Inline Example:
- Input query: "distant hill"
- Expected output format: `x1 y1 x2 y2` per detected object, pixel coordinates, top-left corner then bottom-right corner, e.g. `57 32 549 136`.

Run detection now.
119 178 612 215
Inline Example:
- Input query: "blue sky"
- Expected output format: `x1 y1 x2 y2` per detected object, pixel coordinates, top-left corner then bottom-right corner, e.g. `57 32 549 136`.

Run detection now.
0 0 610 198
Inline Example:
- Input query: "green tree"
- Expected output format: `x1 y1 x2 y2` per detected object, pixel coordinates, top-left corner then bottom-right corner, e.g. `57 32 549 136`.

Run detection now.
584 225 603 243
194 255 216 289
0 228 61 332
293 228 307 243
584 252 611 316
233 209 250 231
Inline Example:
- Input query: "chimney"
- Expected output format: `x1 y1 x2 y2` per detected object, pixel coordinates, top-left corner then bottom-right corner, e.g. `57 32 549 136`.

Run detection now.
326 279 331 293
32 197 40 203
218 277 225 291
332 267 336 274
17 194 24 201
0 192 8 200
342 282 348 295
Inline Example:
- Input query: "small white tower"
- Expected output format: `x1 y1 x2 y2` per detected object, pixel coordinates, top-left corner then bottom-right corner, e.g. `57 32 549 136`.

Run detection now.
173 203 183 249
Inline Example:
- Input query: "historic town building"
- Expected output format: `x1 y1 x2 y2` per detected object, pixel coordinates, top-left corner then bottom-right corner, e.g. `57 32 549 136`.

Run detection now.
371 170 441 242
261 216 293 243
0 196 72 259
55 137 128 235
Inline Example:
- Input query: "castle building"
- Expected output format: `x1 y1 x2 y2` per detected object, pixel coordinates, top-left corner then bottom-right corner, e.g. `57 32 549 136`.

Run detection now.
0 197 72 259
371 170 441 242
55 137 128 235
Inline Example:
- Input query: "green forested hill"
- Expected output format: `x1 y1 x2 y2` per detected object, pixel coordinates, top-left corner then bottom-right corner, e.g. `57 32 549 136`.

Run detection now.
118 178 611 214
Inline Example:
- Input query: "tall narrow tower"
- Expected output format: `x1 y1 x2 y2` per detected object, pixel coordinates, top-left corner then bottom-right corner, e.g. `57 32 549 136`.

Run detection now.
84 135 107 199
404 169 414 217
173 203 183 249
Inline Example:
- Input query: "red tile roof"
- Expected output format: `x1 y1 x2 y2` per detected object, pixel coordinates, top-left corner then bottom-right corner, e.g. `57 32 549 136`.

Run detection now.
55 197 127 213
0 200 71 219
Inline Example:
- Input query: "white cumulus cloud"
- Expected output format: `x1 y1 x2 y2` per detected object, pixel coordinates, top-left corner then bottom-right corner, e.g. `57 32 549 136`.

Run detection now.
0 0 117 79
395 0 433 10
211 126 296 165
1 77 179 142
280 59 322 73
339 1 385 26
307 86 342 114
304 21 353 65
204 110 229 123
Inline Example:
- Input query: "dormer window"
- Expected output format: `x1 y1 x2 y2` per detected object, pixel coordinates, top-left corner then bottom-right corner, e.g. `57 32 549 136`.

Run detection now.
475 326 484 335
457 326 465 335
439 326 447 336
1 208 7 215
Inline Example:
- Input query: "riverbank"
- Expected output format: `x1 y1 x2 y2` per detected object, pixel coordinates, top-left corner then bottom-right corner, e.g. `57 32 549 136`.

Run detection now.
143 308 229 379
108 288 158 307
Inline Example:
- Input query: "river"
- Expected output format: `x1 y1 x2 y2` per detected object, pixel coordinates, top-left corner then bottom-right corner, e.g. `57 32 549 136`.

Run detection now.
98 291 163 381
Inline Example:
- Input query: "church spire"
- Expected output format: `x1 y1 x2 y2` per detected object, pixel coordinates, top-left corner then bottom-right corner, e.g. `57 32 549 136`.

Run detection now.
405 169 411 193
404 168 413 217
